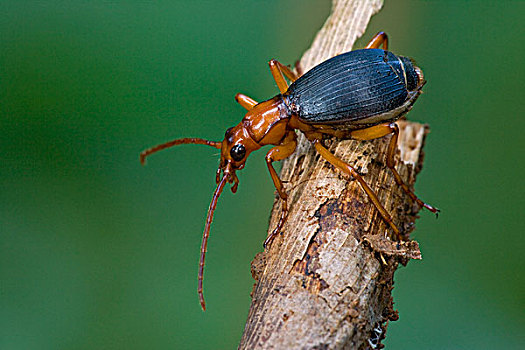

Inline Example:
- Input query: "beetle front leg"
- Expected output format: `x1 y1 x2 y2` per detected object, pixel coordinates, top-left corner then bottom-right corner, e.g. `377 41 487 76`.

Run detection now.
365 31 388 50
269 59 299 94
351 123 439 215
235 93 258 110
264 132 298 248
313 139 402 240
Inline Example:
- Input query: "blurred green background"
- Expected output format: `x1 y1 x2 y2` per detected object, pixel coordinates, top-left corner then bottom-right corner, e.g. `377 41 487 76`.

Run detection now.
1 0 523 349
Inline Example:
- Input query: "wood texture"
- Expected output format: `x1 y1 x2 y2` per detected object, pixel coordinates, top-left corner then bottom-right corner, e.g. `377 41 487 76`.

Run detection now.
239 1 430 349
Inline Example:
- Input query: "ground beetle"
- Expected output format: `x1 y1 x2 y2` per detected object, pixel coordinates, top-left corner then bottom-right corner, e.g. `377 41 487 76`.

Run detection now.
140 32 439 310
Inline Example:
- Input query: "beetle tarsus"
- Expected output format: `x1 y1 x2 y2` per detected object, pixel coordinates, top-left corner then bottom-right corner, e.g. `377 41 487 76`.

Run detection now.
422 202 440 216
199 296 206 311
263 228 280 249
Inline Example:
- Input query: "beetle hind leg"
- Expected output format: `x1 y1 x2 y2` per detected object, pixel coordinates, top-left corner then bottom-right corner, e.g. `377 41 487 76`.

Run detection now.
313 139 402 240
365 31 388 50
351 123 440 215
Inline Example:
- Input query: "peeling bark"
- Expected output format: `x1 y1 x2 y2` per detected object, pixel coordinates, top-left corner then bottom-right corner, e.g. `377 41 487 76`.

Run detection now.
239 1 431 349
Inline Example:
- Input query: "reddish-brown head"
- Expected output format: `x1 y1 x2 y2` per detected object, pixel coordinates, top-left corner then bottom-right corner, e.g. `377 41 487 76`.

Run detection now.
218 122 261 177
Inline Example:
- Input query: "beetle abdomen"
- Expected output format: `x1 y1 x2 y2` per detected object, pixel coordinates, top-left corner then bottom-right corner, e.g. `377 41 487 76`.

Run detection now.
284 49 422 126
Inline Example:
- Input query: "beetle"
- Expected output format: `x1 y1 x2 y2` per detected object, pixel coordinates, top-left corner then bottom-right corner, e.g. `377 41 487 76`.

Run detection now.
140 32 438 310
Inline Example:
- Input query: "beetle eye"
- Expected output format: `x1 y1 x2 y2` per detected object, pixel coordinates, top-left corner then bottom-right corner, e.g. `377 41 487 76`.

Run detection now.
230 144 246 161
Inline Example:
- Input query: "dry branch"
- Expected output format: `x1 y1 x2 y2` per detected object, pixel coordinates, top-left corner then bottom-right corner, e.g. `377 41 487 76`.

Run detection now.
239 1 430 349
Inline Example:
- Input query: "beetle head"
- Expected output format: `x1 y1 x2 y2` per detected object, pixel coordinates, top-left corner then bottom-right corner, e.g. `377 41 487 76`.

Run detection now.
217 122 261 191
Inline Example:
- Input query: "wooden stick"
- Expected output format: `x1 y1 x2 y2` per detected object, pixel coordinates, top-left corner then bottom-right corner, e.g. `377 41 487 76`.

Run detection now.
240 0 430 348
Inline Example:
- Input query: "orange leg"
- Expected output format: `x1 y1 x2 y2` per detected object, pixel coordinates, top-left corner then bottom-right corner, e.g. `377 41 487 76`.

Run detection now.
264 131 298 248
140 138 221 165
313 139 401 240
294 60 304 78
365 31 388 50
351 123 439 215
235 93 258 110
269 59 299 94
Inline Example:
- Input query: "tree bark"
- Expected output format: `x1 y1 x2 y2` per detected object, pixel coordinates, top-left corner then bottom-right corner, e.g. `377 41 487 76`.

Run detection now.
239 1 429 349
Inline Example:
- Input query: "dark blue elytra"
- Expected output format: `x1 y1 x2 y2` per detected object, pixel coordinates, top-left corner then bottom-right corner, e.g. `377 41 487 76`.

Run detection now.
283 49 420 124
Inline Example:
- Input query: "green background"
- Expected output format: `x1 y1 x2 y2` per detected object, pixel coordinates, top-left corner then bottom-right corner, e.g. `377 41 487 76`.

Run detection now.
1 0 523 349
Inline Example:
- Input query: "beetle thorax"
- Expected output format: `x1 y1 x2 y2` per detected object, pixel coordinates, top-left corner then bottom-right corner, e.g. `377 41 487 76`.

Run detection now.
242 96 290 146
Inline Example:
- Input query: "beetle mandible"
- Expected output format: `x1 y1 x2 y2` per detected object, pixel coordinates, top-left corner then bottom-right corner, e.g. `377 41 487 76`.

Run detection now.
140 32 439 310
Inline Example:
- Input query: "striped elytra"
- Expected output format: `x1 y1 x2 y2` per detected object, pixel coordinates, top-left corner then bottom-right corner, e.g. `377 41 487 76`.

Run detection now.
284 49 422 124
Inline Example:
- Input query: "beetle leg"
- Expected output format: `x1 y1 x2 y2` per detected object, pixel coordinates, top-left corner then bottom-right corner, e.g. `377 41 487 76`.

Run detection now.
269 59 299 94
235 93 258 110
350 123 440 215
365 31 388 50
312 139 402 240
263 131 298 248
294 60 304 78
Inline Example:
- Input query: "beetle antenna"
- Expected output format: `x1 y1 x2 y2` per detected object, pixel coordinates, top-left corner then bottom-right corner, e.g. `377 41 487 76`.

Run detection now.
140 138 222 165
198 166 230 311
